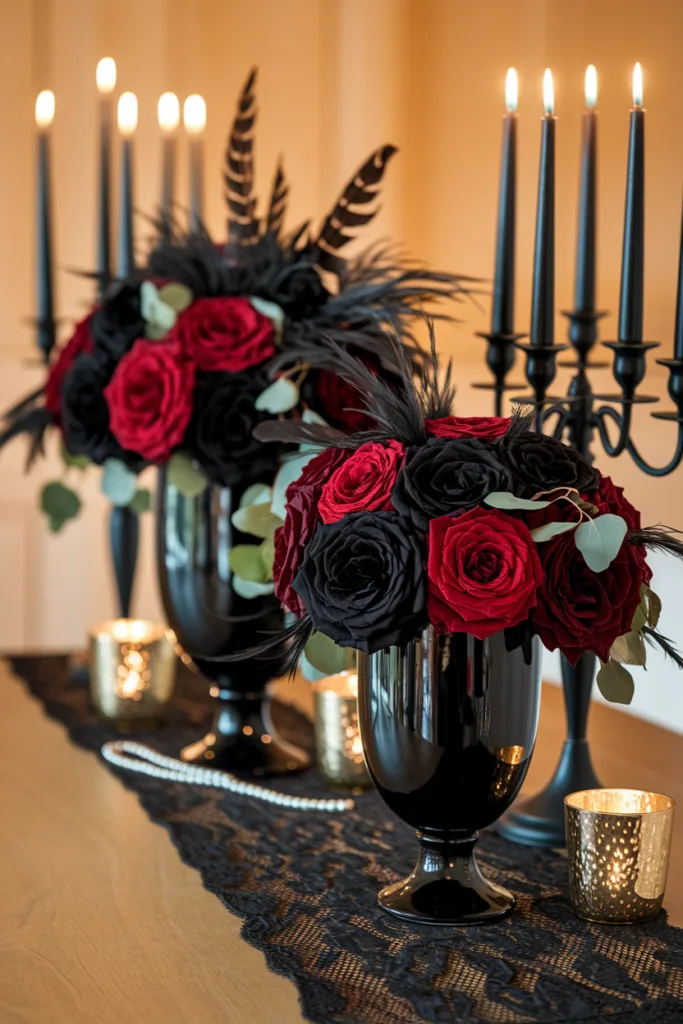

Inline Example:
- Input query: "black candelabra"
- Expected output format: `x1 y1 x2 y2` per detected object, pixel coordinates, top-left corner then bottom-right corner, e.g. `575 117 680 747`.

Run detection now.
476 214 683 848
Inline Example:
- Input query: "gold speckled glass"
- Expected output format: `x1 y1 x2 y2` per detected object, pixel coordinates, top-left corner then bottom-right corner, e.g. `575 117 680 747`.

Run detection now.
565 788 675 924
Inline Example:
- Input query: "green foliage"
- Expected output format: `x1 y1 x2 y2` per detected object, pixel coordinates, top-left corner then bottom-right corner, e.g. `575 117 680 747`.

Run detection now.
101 458 138 507
129 488 152 515
260 536 275 581
229 544 269 583
240 483 272 509
231 502 282 539
232 576 274 599
484 492 551 511
303 632 356 679
596 659 635 705
158 282 193 312
530 520 578 542
167 452 208 498
40 481 82 532
249 296 285 344
254 376 299 414
60 441 89 471
574 514 627 573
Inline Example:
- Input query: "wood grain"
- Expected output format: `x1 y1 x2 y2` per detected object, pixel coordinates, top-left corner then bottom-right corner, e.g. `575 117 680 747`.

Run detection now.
0 661 680 1023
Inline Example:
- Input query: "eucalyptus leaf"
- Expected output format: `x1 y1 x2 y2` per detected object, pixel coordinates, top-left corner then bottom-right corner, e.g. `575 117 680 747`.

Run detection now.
300 652 330 683
101 458 138 507
260 536 275 581
232 575 275 600
240 483 272 509
129 488 152 515
60 441 89 471
271 450 317 520
40 481 81 531
158 282 193 312
145 321 170 341
141 280 177 335
596 659 635 705
530 520 578 543
305 633 356 676
231 502 283 539
229 544 268 583
254 376 299 414
167 452 208 498
249 296 285 344
574 514 627 573
642 584 662 629
484 491 551 511
611 629 647 667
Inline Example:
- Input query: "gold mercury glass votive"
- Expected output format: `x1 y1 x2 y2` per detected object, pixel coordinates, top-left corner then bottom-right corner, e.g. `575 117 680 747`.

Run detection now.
565 788 675 924
89 619 177 730
312 671 371 791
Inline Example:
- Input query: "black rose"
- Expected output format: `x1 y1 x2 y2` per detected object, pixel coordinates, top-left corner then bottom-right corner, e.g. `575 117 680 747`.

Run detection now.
260 264 330 318
293 512 427 653
91 283 145 361
496 430 599 497
187 370 280 486
391 437 513 531
61 353 143 468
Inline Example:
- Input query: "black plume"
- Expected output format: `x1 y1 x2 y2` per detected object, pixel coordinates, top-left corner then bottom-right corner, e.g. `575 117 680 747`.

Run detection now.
313 145 397 273
200 614 314 679
643 626 683 671
253 420 346 447
626 526 683 561
225 68 260 246
266 160 288 239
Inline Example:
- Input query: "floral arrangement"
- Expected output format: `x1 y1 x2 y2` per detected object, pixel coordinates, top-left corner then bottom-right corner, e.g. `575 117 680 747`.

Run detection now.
250 334 683 703
0 69 466 542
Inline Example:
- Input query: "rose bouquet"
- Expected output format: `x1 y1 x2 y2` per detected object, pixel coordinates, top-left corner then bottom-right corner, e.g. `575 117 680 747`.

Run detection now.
252 334 683 703
0 69 468 540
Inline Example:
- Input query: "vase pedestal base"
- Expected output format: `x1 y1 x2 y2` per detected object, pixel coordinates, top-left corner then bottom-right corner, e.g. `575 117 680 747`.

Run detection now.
180 691 310 777
378 833 514 926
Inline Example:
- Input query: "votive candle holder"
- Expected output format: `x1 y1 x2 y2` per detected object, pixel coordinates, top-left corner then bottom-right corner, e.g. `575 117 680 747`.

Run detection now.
313 671 371 791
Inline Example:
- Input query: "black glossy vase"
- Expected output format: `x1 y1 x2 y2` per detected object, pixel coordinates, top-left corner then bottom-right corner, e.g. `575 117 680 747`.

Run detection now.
156 468 309 776
358 628 541 925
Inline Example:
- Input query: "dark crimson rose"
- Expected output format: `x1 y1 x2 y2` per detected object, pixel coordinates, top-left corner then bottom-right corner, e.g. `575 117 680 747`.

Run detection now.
292 511 428 653
91 283 145 361
496 429 599 498
62 353 140 467
273 447 348 616
530 528 645 665
187 370 279 486
105 339 194 463
305 351 392 432
392 437 512 531
427 507 544 639
426 415 511 441
170 297 275 373
318 440 404 524
44 315 93 422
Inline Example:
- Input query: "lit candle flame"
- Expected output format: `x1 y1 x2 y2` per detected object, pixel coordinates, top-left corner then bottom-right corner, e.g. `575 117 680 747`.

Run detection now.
96 57 117 95
543 69 554 115
158 92 180 133
505 68 518 112
633 62 643 108
117 92 138 136
35 90 55 128
585 65 598 109
183 94 207 135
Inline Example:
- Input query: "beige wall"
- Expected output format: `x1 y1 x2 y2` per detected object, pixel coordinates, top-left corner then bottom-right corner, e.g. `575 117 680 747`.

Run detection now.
1 0 683 725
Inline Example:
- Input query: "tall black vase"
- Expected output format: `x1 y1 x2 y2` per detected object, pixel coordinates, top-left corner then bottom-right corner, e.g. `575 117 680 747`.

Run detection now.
155 468 309 776
109 505 139 618
358 628 541 926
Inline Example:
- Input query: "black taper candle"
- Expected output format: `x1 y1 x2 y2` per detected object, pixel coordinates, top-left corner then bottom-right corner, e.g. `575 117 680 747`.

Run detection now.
35 91 56 362
574 66 598 313
530 71 555 348
675 192 683 360
116 92 137 279
618 64 645 343
491 69 518 336
95 59 116 299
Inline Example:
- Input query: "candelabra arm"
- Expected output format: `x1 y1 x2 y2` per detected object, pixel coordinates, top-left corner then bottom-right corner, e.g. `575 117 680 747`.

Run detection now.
594 405 683 475
539 403 572 439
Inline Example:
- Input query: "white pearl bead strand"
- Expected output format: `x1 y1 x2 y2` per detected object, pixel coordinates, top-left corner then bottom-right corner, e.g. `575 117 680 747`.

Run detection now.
101 740 354 813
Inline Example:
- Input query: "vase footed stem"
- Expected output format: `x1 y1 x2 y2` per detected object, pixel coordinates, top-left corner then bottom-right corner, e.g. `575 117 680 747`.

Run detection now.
180 690 310 777
378 833 514 926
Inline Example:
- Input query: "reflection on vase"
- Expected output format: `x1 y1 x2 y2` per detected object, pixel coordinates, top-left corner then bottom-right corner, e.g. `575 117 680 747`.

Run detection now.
358 628 541 925
156 467 309 776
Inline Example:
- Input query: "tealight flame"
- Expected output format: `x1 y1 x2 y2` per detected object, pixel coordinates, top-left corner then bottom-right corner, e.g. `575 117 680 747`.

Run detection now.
585 65 598 109
183 94 207 135
633 62 643 108
35 90 55 128
117 92 138 136
96 57 117 95
505 68 518 112
543 68 554 115
158 92 180 133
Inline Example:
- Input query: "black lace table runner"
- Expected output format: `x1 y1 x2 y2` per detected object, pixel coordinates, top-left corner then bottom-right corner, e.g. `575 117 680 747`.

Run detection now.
8 655 683 1024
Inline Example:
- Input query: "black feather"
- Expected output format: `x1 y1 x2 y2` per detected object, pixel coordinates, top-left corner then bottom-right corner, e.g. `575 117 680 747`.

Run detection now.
626 525 683 561
643 626 683 671
313 145 397 273
199 614 314 679
225 68 260 246
266 160 289 240
252 420 346 447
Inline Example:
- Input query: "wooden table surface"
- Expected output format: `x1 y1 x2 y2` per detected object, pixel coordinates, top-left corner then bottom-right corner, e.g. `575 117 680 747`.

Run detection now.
0 659 681 1024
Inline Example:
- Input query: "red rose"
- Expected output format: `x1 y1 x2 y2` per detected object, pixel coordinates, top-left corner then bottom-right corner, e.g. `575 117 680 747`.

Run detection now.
44 315 94 423
426 415 511 441
310 350 387 432
427 507 544 639
273 447 348 615
170 297 275 373
104 339 195 462
530 526 645 665
318 440 404 524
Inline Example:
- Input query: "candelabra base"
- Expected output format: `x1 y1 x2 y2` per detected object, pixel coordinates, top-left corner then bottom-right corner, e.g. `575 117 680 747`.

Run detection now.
496 738 602 848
